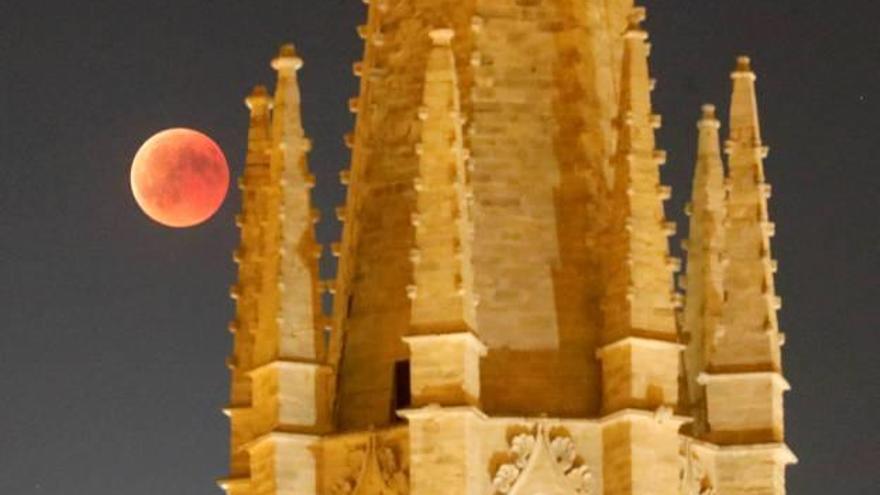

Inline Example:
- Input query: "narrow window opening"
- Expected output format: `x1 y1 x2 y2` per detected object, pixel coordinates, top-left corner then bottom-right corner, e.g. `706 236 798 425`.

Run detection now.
392 360 411 420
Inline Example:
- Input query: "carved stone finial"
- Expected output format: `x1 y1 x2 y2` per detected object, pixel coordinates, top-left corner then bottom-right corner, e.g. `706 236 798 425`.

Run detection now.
732 55 756 80
272 43 304 71
701 104 716 120
245 85 271 109
698 104 721 131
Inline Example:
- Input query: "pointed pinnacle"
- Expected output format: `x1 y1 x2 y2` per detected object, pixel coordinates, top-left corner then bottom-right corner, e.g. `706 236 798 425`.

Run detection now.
729 55 762 145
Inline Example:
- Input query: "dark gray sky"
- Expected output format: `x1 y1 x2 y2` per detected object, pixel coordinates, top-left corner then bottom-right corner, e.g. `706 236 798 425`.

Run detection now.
0 1 876 493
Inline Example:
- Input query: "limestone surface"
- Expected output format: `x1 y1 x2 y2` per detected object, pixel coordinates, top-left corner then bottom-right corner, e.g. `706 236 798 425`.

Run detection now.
221 3 794 494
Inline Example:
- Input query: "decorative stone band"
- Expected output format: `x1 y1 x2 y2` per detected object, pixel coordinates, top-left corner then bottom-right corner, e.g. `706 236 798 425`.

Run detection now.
696 371 790 389
397 405 486 494
237 430 320 454
595 336 685 357
402 332 488 408
597 408 691 495
595 337 686 413
247 359 334 433
247 358 332 374
685 437 797 465
396 404 489 421
598 407 692 428
401 331 487 352
217 432 321 495
682 437 797 495
697 371 790 444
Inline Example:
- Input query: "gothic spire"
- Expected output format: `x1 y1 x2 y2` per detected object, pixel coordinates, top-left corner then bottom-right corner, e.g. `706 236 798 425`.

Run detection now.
698 57 791 452
681 104 726 435
602 7 678 346
709 56 782 374
224 84 273 486
401 28 485 410
597 7 682 414
408 28 476 336
222 46 332 495
230 84 273 401
269 43 324 362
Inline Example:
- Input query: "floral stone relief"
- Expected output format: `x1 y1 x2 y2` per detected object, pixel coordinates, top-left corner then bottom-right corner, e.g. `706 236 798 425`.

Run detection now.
491 424 594 495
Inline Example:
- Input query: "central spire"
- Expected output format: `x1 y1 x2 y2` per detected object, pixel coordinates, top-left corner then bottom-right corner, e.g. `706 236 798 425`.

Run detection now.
269 43 323 363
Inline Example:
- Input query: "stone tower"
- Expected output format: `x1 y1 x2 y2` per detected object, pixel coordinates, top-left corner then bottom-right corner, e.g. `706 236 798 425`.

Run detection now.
220 3 795 494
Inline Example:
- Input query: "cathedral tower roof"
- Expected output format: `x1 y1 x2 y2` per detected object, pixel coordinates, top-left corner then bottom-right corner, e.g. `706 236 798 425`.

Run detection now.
224 6 795 495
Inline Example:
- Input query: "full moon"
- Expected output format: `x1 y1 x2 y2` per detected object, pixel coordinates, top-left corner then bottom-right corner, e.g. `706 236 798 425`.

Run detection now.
130 128 229 228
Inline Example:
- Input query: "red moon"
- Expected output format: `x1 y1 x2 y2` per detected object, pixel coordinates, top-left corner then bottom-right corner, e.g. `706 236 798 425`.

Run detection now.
130 128 229 228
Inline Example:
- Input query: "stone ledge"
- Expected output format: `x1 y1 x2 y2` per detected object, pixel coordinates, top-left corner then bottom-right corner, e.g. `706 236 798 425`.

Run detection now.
698 371 790 391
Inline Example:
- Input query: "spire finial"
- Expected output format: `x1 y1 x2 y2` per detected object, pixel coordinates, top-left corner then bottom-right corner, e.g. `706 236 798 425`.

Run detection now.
732 55 756 80
729 55 761 145
700 103 716 119
272 43 303 71
699 103 720 129
244 85 270 109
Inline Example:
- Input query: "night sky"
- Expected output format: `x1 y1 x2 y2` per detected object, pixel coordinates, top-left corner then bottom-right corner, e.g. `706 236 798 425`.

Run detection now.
0 1 876 493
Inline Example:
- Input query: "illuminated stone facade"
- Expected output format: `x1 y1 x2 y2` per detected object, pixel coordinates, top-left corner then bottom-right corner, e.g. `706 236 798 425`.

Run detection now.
220 3 794 494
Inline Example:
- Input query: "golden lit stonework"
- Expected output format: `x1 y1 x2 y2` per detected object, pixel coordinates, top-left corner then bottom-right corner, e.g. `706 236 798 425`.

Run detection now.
220 3 794 494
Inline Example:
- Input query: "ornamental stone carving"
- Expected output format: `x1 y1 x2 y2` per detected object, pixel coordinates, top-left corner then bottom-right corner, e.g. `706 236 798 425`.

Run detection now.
331 434 408 495
491 424 594 495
